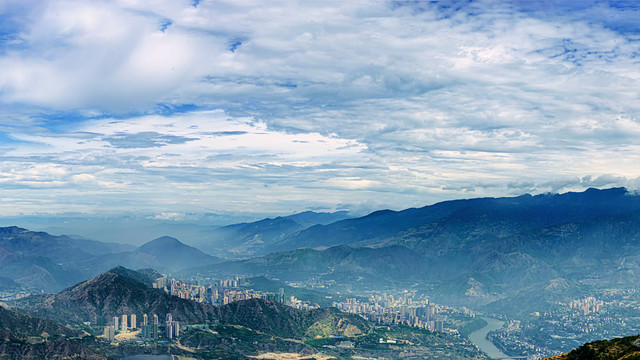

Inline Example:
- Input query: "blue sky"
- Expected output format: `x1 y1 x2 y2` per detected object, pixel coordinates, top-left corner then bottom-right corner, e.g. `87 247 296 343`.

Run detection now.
1 0 640 219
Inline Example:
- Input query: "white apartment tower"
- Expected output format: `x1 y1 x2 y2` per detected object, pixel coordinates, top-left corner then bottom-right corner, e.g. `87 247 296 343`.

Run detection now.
130 314 137 329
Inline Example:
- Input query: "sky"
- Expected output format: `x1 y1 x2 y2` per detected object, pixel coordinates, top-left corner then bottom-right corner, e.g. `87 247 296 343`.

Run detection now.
1 0 640 220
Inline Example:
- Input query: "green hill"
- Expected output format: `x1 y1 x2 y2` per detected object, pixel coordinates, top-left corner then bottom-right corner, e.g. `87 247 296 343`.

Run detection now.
13 267 370 340
14 267 221 325
546 335 640 360
0 305 79 339
0 305 106 360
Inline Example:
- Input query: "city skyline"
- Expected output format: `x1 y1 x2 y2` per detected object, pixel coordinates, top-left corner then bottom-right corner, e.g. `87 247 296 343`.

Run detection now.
1 1 640 219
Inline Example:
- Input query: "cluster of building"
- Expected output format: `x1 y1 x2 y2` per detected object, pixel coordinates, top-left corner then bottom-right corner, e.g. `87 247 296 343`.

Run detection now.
488 292 640 358
153 276 285 305
154 277 207 302
288 295 320 311
102 312 178 342
333 293 444 331
165 313 180 339
140 314 159 340
568 296 603 315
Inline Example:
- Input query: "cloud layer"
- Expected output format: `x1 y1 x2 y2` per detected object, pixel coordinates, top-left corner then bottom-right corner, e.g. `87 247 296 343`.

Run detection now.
1 0 640 217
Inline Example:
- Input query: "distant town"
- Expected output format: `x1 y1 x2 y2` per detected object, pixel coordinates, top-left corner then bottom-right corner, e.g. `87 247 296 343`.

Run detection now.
145 275 640 359
92 275 468 346
487 290 640 358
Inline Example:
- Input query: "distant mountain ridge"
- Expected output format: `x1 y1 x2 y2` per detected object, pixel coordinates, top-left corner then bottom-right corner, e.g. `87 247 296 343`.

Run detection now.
181 188 640 313
271 187 639 252
0 228 221 291
136 235 217 268
190 210 352 257
4 187 640 303
84 235 223 274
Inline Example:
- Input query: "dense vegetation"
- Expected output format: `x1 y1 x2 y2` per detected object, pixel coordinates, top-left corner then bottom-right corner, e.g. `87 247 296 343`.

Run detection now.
548 335 640 360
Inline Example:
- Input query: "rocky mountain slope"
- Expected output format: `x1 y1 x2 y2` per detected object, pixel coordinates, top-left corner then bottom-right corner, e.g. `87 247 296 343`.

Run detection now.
0 305 106 360
0 305 79 339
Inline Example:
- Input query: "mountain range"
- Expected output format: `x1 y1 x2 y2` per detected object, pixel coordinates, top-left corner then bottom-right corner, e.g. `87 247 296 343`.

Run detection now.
0 210 352 292
4 187 640 315
188 210 351 257
0 229 219 291
269 187 640 253
180 188 640 313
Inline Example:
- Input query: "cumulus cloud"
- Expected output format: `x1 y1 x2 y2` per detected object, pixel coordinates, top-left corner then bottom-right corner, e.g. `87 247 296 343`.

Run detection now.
0 0 639 216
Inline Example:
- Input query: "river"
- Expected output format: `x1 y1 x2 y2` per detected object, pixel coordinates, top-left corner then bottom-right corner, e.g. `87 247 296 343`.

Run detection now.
468 317 509 359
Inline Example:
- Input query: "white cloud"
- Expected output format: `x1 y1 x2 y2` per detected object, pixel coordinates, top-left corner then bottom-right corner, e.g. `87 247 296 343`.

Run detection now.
0 0 640 216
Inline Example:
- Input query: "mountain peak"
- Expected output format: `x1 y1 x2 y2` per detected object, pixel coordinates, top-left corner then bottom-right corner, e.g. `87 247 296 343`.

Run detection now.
144 235 182 246
106 266 158 287
0 226 30 236
136 236 189 254
135 235 221 272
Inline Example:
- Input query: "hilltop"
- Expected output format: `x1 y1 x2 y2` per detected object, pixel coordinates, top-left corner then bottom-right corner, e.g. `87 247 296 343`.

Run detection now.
546 335 640 360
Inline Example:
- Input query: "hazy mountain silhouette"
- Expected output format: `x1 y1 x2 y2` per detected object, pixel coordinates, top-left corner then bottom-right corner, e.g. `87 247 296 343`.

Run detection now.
183 188 640 312
191 211 351 257
0 227 221 291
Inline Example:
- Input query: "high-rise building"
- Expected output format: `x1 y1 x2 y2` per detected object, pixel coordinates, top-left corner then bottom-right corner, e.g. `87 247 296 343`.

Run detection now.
174 321 180 337
152 314 159 340
141 325 151 339
113 316 119 330
121 314 128 331
103 326 115 342
130 314 137 329
166 320 173 339
143 313 148 326
166 313 174 339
